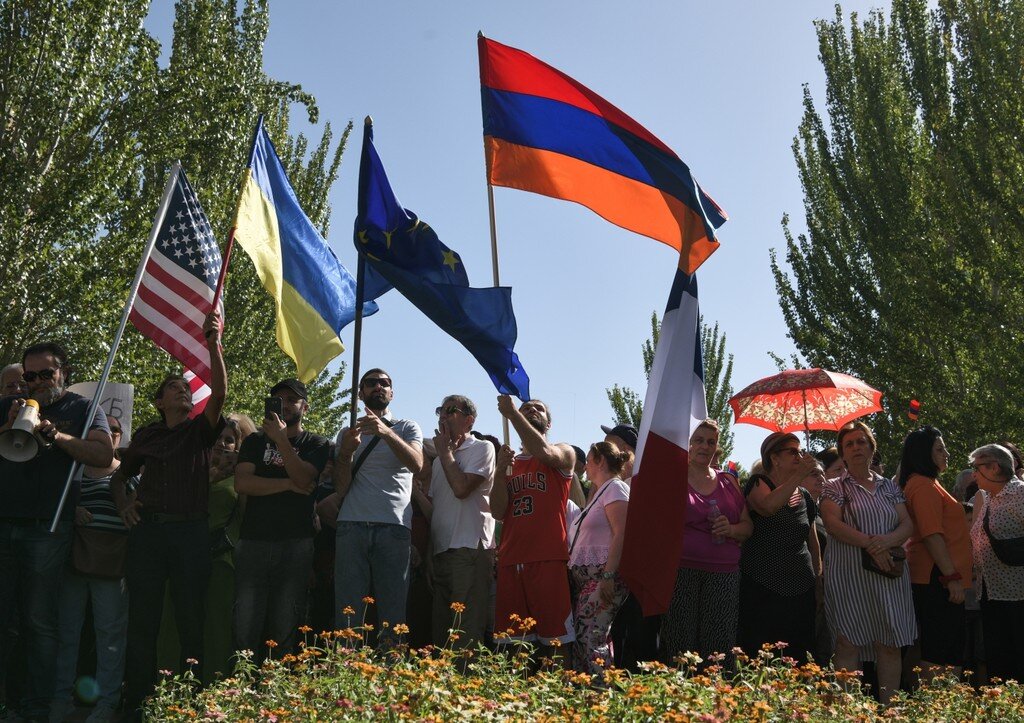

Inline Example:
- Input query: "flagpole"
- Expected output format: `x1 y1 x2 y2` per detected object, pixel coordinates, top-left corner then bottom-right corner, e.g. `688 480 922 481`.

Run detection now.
349 256 366 429
349 117 374 430
50 162 182 532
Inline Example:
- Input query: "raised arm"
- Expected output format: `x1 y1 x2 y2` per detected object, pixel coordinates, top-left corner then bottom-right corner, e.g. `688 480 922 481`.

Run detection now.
202 311 227 428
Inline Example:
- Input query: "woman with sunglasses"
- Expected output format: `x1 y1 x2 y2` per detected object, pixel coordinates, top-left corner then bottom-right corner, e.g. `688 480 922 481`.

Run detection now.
567 441 632 675
967 443 1024 684
820 421 916 704
738 432 821 663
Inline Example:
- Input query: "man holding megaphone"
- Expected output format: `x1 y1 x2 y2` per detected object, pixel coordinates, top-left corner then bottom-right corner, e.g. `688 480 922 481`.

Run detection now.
0 342 114 722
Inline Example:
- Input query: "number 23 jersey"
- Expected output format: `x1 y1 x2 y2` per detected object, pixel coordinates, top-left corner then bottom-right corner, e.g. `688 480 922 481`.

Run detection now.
496 454 572 566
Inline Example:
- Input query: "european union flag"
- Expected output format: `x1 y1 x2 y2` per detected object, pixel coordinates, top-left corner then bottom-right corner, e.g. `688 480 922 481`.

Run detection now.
355 121 531 400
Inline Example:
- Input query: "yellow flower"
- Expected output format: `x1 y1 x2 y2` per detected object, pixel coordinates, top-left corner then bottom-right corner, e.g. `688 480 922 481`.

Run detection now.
393 623 410 635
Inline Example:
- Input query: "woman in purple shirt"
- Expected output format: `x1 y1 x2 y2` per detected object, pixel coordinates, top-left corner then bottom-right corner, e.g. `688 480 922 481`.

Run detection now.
661 419 752 663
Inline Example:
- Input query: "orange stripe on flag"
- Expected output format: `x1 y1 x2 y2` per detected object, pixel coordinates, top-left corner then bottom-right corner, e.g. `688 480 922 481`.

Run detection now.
486 137 719 273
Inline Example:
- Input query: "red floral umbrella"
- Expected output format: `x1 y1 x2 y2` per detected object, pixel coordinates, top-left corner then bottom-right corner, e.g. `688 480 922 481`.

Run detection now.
728 368 883 434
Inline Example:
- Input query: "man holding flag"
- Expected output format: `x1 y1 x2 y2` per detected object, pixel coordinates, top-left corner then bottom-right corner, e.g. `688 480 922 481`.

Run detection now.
112 311 226 720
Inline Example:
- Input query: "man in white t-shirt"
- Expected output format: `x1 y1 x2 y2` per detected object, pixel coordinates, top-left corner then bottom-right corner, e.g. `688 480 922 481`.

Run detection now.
429 394 496 648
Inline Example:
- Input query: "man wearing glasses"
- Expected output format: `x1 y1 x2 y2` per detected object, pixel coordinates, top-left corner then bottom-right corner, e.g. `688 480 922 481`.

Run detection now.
323 368 422 643
428 395 496 648
0 342 113 722
1 363 27 397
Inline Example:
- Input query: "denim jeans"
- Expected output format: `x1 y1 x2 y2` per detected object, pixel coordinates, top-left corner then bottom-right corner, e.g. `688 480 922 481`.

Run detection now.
233 538 314 656
123 519 210 718
334 522 410 643
54 571 128 709
0 519 72 719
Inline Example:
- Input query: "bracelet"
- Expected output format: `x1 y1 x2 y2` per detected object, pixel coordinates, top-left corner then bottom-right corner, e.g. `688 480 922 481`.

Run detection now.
938 572 962 584
599 571 616 580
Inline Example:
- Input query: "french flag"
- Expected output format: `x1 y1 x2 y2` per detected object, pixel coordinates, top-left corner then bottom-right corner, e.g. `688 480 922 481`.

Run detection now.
619 268 708 616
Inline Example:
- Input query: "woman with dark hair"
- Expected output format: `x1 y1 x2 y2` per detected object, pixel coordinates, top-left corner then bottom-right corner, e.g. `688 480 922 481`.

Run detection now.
567 441 632 674
820 421 916 704
738 432 821 662
815 446 845 480
900 426 971 679
661 419 752 663
967 443 1024 683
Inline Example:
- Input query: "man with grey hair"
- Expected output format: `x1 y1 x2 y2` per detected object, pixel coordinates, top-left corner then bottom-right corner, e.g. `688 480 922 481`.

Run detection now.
967 442 1024 683
429 394 496 648
1 363 26 397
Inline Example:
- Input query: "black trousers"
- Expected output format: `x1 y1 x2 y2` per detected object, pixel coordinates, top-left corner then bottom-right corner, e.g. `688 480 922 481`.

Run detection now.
980 590 1024 683
124 520 210 718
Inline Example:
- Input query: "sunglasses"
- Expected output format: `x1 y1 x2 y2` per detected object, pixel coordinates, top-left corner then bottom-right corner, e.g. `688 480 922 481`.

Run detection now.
435 405 468 417
23 368 60 383
776 447 802 458
362 377 392 388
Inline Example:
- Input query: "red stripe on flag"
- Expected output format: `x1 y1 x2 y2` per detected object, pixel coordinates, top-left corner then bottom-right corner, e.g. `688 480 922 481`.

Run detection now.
184 370 211 418
619 432 689 616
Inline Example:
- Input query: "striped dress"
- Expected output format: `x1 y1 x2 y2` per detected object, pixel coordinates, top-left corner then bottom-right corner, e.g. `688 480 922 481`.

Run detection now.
823 472 917 649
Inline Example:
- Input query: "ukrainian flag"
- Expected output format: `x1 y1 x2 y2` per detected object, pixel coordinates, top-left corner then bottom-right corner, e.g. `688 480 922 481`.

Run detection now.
234 117 374 382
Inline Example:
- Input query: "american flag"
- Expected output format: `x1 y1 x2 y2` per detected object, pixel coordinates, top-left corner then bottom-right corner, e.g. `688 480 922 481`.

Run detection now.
129 165 221 414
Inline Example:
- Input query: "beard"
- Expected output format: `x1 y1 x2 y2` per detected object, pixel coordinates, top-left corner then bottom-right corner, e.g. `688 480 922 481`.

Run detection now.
32 384 64 407
526 415 548 436
363 392 389 412
282 409 302 427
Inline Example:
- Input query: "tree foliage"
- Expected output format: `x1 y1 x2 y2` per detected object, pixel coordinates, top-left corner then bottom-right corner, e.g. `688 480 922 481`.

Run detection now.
0 0 353 436
772 0 1024 469
607 313 736 459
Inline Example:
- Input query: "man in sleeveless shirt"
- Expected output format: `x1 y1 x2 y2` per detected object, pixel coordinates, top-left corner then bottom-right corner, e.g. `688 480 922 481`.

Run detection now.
491 396 576 657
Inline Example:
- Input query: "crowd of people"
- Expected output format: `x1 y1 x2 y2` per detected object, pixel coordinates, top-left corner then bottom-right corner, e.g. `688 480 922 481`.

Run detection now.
1 312 1023 722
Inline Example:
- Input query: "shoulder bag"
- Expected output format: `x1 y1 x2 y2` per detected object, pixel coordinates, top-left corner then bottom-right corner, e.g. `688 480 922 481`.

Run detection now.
983 499 1024 566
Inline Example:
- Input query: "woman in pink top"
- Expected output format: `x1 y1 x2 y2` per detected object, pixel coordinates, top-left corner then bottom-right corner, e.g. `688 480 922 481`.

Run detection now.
661 419 752 663
567 441 632 674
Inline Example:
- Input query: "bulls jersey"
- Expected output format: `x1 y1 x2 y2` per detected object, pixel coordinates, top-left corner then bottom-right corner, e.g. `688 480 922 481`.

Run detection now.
496 453 572 566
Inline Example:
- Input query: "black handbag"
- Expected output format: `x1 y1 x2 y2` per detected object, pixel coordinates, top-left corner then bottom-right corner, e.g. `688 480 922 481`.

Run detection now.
983 502 1024 566
841 476 905 579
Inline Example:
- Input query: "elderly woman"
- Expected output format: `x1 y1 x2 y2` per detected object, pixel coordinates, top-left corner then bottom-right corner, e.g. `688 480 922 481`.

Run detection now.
968 444 1024 683
899 426 972 679
738 432 821 662
820 422 916 704
567 441 632 674
661 419 752 663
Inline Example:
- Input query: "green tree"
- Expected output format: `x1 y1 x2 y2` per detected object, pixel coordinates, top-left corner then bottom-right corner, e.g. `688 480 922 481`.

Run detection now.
607 313 736 459
771 0 1024 469
0 0 352 436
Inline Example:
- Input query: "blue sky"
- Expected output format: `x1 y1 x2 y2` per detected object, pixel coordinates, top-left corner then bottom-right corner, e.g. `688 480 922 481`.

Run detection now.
147 1 889 465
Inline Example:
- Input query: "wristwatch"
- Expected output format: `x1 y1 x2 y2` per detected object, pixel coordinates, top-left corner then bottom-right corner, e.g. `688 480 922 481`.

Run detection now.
599 571 616 580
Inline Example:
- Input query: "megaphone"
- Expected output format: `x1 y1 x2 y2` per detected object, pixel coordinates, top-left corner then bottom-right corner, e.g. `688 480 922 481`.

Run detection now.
0 399 44 462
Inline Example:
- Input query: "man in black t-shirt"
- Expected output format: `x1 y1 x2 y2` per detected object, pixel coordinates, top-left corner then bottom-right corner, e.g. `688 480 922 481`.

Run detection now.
0 342 112 721
234 378 330 655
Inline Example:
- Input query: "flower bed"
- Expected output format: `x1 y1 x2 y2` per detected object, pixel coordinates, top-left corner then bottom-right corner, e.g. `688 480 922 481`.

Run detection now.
149 618 1024 721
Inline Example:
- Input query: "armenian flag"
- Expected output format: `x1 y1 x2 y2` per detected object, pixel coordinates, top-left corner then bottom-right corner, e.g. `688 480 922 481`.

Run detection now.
479 36 728 274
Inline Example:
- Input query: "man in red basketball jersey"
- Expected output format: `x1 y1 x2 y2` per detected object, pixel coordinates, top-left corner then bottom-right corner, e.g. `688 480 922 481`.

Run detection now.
491 395 576 656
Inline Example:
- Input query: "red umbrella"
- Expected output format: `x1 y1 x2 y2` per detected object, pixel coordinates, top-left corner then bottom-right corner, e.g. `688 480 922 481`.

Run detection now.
729 368 883 435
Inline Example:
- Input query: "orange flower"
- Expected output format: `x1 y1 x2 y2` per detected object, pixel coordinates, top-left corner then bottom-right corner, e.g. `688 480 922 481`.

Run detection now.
450 601 467 614
265 640 278 649
362 596 375 605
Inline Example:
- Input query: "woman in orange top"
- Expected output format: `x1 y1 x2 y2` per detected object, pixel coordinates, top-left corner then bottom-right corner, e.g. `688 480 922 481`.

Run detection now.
899 426 972 678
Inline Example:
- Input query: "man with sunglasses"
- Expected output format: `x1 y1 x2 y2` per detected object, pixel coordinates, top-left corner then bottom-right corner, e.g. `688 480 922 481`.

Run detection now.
428 395 496 649
0 342 113 722
320 368 422 643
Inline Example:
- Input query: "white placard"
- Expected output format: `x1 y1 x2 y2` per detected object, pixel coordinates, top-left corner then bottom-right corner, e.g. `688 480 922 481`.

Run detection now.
68 382 135 444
